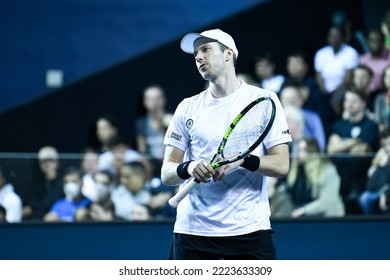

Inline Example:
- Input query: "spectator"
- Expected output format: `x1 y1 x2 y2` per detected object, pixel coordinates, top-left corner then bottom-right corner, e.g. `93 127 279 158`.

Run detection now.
0 166 23 223
379 185 390 214
0 205 6 223
359 29 390 96
327 85 380 214
95 115 119 153
79 148 100 201
279 83 326 151
285 138 345 218
22 146 64 221
98 135 141 176
135 84 172 161
283 50 323 114
43 167 91 222
111 161 151 221
75 169 116 221
373 65 390 133
351 65 374 111
283 105 305 158
358 129 390 215
252 52 285 93
330 10 368 54
314 26 360 128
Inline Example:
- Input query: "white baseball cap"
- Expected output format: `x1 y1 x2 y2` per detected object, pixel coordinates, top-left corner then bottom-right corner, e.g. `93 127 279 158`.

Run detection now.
180 29 238 58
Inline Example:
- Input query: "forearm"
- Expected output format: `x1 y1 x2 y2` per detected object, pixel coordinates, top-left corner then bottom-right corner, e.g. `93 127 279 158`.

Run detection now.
257 153 290 177
161 160 185 186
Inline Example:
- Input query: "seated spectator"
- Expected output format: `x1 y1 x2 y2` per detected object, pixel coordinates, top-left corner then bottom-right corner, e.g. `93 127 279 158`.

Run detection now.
79 148 100 201
373 65 390 133
75 169 116 221
43 167 91 222
327 85 380 214
359 29 390 95
283 138 345 217
0 166 22 223
22 146 64 221
111 161 151 221
98 135 141 176
358 129 390 215
283 49 323 114
314 26 359 125
351 65 374 111
252 52 285 93
279 83 326 151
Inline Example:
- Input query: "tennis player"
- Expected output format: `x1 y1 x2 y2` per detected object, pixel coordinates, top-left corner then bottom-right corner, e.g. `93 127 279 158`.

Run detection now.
161 29 292 259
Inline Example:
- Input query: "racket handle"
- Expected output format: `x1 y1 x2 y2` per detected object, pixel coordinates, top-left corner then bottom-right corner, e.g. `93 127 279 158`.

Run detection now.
168 178 199 208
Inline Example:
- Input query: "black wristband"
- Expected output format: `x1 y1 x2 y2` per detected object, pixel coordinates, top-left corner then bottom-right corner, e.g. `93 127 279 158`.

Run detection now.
242 155 260 172
176 160 194 180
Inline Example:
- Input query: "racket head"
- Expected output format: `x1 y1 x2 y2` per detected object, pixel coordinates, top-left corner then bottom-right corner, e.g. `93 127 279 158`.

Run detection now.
210 97 276 168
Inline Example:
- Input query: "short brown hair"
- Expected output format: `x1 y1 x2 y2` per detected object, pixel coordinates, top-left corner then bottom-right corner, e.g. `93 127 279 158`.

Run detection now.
345 84 368 102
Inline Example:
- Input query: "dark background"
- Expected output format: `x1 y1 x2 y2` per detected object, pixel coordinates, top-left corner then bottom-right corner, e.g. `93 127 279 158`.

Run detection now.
0 0 388 153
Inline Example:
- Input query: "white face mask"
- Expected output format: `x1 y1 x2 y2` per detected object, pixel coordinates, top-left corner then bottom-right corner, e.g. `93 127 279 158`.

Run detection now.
64 182 81 200
95 182 110 201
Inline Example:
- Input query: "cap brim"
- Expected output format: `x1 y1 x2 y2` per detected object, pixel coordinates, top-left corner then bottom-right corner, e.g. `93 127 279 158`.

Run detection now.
180 33 202 54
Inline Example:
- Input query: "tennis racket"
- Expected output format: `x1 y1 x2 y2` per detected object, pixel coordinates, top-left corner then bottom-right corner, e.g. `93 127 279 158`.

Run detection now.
168 96 276 208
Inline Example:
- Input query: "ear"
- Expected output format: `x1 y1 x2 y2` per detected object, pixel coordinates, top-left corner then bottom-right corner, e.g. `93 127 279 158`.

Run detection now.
225 49 233 61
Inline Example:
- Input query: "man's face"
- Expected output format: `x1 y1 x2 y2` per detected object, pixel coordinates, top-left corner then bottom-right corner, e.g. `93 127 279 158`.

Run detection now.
343 91 366 116
287 56 308 80
368 31 384 56
193 38 227 81
353 68 371 92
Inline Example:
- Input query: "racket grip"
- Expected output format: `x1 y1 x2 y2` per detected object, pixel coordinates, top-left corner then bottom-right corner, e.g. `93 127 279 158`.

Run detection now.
168 178 199 208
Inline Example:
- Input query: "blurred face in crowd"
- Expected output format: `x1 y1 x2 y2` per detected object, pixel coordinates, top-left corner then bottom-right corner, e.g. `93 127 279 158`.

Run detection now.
143 86 166 114
81 151 99 175
287 56 308 80
280 86 304 108
120 165 146 194
327 27 343 50
93 172 112 201
353 68 371 93
38 146 59 179
63 172 83 200
96 118 117 146
343 91 366 118
254 59 275 80
367 30 384 57
130 204 150 221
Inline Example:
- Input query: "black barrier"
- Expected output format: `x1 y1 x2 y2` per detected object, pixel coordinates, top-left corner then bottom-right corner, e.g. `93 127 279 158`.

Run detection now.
1 217 389 260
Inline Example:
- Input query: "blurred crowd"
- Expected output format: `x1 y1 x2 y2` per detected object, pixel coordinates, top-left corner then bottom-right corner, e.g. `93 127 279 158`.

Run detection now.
1 10 390 223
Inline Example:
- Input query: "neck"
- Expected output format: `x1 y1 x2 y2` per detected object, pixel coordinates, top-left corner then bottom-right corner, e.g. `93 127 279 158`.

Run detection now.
209 75 241 98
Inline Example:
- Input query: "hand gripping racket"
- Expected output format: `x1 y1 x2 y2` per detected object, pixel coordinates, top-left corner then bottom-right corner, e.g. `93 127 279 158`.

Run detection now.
168 96 276 208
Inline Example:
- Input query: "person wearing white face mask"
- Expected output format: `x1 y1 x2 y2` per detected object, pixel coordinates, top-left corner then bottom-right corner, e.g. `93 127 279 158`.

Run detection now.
75 170 116 221
43 167 92 222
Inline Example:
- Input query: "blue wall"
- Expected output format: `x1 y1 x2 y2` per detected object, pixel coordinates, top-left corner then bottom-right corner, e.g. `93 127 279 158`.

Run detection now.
0 0 267 113
1 218 389 260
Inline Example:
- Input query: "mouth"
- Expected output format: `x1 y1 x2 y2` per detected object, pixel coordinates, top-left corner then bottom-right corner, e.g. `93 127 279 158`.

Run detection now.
199 63 207 71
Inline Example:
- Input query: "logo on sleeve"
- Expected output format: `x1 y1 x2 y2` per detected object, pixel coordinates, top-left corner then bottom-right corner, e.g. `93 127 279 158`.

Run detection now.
186 119 193 129
167 130 183 141
282 129 290 135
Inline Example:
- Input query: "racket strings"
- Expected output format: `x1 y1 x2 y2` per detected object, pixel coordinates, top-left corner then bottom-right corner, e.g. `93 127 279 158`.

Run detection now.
221 100 273 160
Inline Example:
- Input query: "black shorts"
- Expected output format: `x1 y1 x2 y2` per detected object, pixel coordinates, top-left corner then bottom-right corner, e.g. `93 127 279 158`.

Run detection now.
168 229 276 260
